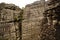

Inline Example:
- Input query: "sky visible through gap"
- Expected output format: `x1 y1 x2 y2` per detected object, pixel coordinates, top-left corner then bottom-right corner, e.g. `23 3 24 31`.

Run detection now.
0 0 48 8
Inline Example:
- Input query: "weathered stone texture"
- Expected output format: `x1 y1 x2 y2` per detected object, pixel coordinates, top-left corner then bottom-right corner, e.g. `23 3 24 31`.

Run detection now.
0 3 22 40
22 0 60 40
40 1 60 40
22 1 45 40
0 0 60 40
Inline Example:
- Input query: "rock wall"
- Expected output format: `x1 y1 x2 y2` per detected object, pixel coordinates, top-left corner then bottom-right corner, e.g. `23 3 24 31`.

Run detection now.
0 0 60 40
41 0 60 40
22 1 45 40
22 0 60 40
0 3 22 40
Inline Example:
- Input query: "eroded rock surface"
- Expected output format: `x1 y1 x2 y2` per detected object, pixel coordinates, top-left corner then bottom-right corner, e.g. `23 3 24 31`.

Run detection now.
0 0 60 40
0 3 22 40
22 0 60 40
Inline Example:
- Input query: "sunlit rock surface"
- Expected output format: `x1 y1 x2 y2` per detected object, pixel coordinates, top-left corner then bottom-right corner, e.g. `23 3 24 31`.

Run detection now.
22 1 45 40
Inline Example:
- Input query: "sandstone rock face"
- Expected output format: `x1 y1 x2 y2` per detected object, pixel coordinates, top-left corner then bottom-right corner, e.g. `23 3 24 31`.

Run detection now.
22 0 60 40
41 1 60 40
22 1 45 40
0 0 60 40
0 3 22 40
